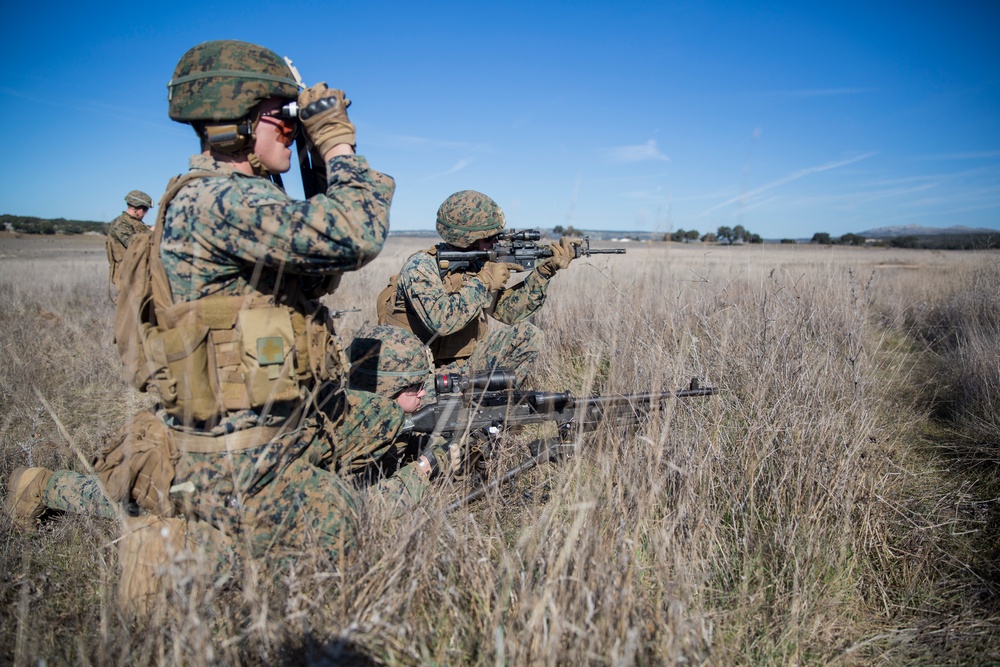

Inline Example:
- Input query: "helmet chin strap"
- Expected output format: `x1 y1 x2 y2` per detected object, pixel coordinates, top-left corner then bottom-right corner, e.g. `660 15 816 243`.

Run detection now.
247 152 269 176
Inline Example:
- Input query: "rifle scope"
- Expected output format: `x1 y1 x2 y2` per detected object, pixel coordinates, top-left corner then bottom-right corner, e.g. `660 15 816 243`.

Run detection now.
436 369 517 394
498 229 541 242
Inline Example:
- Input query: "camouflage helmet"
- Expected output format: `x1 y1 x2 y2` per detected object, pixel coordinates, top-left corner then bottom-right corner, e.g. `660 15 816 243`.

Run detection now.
167 40 300 123
348 325 433 396
124 190 153 209
436 190 506 247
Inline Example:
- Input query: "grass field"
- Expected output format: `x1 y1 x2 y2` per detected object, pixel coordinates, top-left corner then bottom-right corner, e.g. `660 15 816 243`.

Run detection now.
1 233 998 665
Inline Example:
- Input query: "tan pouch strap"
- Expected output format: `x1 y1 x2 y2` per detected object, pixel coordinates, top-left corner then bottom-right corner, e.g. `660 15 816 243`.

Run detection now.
172 425 284 454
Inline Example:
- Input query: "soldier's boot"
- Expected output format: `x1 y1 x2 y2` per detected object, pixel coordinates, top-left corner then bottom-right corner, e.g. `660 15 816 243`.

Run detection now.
5 467 54 531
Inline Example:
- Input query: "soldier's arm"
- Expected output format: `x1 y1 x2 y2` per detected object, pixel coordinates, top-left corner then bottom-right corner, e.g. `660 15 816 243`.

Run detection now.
492 270 551 323
399 253 493 336
186 155 395 276
109 216 128 246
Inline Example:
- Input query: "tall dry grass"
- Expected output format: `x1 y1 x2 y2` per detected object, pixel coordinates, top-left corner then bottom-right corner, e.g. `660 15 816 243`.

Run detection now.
1 235 998 665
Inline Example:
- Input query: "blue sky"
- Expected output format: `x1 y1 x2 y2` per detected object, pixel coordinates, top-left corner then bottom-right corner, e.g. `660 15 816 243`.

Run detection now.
1 0 997 238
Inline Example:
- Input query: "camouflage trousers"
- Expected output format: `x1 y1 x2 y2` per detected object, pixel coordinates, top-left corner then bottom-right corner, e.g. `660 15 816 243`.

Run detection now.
432 321 541 394
36 390 427 563
171 388 430 563
42 469 117 518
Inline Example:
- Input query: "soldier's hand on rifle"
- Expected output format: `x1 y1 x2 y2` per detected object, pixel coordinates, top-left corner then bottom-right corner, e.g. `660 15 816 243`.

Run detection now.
476 261 520 292
536 236 581 277
415 437 479 481
298 83 356 158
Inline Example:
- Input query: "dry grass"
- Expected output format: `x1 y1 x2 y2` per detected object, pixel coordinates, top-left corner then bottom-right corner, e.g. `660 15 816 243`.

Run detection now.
1 234 998 665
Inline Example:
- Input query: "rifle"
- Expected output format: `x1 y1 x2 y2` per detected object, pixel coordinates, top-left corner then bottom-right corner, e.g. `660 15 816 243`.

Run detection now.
400 371 717 509
436 230 626 275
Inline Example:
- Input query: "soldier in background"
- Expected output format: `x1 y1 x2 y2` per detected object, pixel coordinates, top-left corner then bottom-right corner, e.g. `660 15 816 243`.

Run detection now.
106 190 153 288
377 190 579 389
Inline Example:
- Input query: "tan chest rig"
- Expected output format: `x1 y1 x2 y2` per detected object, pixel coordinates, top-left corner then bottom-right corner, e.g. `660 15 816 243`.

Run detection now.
116 170 346 426
376 246 488 364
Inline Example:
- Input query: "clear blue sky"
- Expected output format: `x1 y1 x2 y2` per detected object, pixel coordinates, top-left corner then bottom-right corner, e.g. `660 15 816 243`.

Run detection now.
1 0 998 238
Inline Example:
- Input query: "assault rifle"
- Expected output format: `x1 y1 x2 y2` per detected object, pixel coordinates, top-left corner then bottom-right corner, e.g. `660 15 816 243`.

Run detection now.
399 370 717 509
436 230 626 275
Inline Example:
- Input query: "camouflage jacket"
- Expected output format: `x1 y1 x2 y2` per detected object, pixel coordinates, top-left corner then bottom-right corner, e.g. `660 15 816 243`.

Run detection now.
106 211 150 286
397 250 550 334
161 154 394 301
159 153 394 434
109 211 150 249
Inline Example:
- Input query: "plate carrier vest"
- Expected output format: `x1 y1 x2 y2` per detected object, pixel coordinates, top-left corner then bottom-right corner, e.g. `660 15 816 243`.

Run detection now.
114 169 345 427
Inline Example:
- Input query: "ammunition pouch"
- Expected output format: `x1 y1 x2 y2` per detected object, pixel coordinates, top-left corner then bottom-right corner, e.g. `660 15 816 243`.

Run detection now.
144 293 340 425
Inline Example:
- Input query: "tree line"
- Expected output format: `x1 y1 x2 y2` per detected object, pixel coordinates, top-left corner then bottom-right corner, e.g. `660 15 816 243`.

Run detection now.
1 214 108 235
663 224 763 244
811 231 1000 250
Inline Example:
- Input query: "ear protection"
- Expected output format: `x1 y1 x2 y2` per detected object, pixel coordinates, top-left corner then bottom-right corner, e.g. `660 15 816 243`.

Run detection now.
203 118 257 155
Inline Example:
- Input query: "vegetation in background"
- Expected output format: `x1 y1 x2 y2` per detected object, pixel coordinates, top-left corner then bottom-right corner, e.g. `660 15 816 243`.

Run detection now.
811 229 1000 250
1 238 998 665
1 214 109 235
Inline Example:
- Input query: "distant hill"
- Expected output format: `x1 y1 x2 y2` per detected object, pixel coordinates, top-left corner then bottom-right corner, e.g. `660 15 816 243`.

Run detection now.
859 224 997 238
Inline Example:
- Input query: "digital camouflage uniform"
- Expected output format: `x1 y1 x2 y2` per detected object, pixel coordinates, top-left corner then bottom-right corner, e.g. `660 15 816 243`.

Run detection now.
380 191 549 388
160 155 431 562
34 470 117 519
391 250 546 385
16 325 438 534
106 211 150 286
9 40 433 567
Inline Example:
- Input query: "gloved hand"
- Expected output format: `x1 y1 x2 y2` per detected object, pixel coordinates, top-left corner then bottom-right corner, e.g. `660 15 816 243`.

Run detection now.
476 261 520 291
298 83 356 155
416 437 483 481
536 236 581 277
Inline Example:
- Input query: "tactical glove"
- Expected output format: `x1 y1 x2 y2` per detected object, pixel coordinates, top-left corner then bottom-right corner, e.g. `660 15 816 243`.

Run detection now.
476 261 520 291
417 437 481 481
536 236 581 277
298 83 356 155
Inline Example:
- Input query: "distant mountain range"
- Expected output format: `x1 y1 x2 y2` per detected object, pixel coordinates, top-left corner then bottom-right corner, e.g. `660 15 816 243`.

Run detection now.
859 224 998 238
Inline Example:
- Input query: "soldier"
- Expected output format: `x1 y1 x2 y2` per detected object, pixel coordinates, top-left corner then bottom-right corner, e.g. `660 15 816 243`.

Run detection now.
377 190 579 388
85 38 474 571
5 324 449 532
106 190 153 288
346 324 469 480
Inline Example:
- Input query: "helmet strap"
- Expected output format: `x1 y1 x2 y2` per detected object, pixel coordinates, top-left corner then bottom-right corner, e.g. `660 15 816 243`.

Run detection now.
247 152 269 177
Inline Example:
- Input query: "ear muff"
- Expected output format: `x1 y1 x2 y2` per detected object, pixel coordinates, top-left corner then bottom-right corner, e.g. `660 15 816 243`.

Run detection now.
203 118 256 155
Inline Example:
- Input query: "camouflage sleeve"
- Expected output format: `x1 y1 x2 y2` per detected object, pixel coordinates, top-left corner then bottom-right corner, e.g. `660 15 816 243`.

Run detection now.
492 269 550 323
171 155 393 277
398 252 493 336
109 214 134 247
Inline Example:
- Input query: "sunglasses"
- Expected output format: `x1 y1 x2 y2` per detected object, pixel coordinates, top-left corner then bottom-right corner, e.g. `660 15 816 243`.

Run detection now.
258 110 299 145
